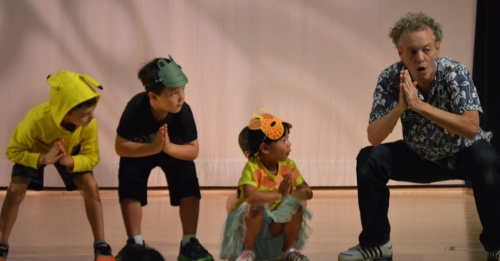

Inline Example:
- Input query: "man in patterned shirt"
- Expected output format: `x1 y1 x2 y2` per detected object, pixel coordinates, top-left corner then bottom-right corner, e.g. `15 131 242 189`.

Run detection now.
338 12 500 261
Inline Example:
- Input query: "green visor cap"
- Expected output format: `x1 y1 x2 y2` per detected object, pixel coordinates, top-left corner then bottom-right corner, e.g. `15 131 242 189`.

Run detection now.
157 55 188 88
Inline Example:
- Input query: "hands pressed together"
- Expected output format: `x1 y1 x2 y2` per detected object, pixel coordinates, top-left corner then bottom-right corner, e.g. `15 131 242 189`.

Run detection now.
278 173 294 199
399 70 422 112
38 139 73 168
153 124 172 154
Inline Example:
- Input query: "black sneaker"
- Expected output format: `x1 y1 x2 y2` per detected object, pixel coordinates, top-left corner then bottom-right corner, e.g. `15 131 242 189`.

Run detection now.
0 243 8 261
116 238 146 261
94 242 115 261
124 238 145 246
116 243 148 261
178 238 214 261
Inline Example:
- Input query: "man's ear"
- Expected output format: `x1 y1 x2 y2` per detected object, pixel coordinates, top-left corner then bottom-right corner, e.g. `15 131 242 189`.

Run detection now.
397 46 403 60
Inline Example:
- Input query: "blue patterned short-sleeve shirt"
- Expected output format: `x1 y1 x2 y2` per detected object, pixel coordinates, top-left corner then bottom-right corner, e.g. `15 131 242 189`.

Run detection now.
369 56 492 169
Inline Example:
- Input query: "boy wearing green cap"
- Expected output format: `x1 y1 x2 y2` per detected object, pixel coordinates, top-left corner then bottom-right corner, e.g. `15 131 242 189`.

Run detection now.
0 70 115 261
115 56 213 261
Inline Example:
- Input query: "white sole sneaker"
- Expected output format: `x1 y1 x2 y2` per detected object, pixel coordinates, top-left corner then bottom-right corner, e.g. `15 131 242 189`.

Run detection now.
338 240 393 261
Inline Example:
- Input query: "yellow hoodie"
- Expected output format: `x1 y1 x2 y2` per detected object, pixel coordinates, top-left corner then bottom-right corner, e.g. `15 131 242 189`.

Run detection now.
6 70 102 172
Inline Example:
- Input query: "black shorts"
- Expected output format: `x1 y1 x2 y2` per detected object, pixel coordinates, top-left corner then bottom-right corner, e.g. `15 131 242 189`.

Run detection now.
12 163 90 191
118 153 201 206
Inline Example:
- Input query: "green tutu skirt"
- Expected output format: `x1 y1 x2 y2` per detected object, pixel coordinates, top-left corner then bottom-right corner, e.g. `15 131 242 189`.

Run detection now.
220 197 312 261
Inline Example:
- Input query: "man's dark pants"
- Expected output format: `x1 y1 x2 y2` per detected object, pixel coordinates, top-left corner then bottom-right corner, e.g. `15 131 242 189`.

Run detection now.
357 139 500 252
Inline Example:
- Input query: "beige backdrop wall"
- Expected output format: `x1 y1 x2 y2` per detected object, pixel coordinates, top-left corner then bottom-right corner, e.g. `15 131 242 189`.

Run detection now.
0 0 477 187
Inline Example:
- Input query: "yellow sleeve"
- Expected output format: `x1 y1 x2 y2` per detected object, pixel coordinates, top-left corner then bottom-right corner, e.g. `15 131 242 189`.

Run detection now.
235 159 260 208
71 119 99 172
6 118 42 169
238 160 258 188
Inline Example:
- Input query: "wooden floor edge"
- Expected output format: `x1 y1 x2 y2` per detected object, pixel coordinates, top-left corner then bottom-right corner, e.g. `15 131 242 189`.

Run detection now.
0 184 473 194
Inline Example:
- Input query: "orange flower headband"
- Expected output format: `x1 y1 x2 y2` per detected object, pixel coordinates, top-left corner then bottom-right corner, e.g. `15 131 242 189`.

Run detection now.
248 109 292 140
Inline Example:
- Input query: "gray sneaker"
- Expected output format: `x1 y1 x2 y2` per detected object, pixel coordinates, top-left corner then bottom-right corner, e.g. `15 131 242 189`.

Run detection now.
338 240 392 261
489 248 500 261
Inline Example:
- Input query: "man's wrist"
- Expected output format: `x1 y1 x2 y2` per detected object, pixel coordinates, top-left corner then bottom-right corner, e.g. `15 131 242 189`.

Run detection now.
396 104 407 115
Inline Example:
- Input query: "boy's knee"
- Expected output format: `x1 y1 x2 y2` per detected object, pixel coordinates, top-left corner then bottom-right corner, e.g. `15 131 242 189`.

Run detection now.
7 182 28 203
75 174 99 196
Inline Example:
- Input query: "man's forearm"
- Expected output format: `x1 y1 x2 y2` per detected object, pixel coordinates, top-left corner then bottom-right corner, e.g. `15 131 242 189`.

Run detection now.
414 103 479 140
367 105 405 146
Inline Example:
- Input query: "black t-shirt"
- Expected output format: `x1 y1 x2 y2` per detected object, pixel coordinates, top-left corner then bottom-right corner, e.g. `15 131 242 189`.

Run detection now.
116 92 197 147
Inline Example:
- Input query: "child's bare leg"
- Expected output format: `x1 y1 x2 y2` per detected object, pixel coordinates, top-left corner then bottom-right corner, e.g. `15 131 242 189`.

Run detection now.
179 196 200 235
120 199 142 238
243 205 264 251
0 177 28 243
73 173 104 241
268 220 283 237
282 206 303 251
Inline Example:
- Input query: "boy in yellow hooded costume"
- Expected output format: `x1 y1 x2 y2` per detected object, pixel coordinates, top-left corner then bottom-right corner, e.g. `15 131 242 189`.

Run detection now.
0 70 115 261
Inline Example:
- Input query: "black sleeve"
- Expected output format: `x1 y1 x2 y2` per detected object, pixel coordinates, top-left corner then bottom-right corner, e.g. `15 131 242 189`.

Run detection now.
116 97 140 141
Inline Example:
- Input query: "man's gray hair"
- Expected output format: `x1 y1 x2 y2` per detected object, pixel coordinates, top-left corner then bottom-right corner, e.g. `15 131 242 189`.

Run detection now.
389 12 443 47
